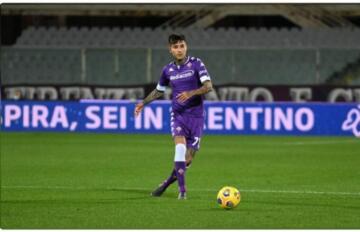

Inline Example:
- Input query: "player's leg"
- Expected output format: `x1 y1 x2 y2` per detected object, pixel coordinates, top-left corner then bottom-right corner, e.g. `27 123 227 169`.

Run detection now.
151 136 187 198
161 148 195 187
173 136 187 199
151 113 188 198
185 147 197 168
174 118 203 199
173 116 203 199
151 114 203 199
185 116 203 166
151 147 195 197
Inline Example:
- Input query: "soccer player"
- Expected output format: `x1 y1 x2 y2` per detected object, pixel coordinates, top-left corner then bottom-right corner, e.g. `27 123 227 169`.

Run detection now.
134 34 213 200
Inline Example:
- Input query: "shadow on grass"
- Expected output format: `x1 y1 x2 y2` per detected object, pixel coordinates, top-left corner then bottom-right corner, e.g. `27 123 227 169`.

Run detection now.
1 187 180 204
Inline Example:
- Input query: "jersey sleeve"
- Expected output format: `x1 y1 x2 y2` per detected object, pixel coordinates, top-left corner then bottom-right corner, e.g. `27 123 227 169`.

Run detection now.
156 66 169 92
196 58 211 83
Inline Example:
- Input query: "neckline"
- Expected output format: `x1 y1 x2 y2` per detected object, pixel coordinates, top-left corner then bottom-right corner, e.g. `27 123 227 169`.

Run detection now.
174 56 190 67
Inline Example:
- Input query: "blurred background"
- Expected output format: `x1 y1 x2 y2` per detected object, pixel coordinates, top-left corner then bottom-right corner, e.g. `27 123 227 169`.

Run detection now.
1 3 360 102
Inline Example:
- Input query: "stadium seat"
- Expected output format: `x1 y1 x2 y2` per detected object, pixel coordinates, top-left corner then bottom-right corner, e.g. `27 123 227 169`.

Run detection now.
4 26 360 86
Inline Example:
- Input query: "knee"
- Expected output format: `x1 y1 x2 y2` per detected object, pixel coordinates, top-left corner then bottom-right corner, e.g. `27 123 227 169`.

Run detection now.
174 143 186 162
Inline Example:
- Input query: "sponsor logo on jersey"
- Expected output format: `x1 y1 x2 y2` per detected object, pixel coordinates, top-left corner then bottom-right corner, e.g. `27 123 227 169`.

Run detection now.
170 70 194 81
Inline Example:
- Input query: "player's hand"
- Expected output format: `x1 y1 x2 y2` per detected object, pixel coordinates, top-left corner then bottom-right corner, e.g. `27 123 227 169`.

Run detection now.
134 102 144 117
176 91 193 103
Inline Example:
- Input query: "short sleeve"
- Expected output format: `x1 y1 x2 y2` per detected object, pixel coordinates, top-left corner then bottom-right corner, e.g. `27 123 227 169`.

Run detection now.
156 67 169 92
196 58 211 83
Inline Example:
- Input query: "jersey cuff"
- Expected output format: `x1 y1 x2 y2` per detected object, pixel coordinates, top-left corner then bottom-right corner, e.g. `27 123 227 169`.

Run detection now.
156 83 166 92
200 75 211 83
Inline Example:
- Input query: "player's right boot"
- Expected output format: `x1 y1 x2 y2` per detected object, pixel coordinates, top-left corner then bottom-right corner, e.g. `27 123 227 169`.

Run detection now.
178 192 187 200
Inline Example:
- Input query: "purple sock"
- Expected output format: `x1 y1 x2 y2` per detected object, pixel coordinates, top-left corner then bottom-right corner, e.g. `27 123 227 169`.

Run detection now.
161 162 191 189
175 161 186 193
161 169 177 188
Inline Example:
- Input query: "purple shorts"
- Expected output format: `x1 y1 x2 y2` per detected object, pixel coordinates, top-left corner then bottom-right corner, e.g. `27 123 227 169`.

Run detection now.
171 112 204 151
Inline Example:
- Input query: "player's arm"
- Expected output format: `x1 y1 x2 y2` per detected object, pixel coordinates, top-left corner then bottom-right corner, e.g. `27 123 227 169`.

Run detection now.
135 66 168 117
190 80 213 96
134 88 164 117
177 80 213 103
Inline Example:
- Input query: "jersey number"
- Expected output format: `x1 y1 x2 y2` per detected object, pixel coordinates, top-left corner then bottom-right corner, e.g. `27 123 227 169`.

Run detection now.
192 137 201 148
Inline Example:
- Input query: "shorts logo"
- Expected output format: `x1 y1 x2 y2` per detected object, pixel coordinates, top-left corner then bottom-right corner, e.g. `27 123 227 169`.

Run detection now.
342 105 360 137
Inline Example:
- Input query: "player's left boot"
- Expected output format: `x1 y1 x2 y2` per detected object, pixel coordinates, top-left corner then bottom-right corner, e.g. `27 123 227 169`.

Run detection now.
151 176 177 197
151 183 167 197
151 169 178 197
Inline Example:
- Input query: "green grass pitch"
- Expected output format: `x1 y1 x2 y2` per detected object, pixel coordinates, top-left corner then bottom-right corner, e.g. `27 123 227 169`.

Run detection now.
1 132 360 229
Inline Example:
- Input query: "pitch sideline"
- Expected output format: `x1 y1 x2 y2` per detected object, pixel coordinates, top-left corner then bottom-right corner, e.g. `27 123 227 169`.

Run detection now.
2 185 360 197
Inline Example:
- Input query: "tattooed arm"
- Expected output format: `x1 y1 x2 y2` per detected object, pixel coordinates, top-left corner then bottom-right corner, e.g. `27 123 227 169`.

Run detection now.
142 89 164 105
176 80 213 103
134 89 164 117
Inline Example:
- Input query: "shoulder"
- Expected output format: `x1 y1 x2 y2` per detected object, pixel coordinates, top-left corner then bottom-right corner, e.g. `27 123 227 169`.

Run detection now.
189 56 202 63
189 56 206 67
162 62 175 73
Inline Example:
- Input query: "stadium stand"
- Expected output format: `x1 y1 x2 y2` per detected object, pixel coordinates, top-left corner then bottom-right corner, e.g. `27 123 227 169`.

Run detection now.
1 48 81 85
14 26 360 49
3 46 360 86
3 26 360 86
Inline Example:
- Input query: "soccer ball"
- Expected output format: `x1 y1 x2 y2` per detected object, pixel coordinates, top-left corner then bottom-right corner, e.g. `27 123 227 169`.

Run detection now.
217 186 241 209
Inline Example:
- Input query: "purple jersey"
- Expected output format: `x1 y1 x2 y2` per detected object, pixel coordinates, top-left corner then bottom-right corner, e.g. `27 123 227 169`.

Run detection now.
156 56 211 117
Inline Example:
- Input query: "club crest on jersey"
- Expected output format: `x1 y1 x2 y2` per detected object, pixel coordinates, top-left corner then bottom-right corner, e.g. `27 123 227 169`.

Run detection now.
169 67 174 72
187 62 192 67
176 126 182 132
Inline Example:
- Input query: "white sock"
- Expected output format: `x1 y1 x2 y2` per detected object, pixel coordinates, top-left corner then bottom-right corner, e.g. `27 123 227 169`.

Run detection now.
174 144 186 162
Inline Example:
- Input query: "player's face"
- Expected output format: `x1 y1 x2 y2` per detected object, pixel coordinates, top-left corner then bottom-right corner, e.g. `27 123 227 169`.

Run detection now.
169 40 187 61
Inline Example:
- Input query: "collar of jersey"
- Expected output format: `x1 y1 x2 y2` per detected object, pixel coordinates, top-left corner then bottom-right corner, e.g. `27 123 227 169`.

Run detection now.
173 56 190 67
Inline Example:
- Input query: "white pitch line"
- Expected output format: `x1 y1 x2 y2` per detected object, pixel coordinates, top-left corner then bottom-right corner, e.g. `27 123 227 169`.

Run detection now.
1 185 360 197
216 140 359 147
280 140 359 145
246 140 359 146
204 188 360 196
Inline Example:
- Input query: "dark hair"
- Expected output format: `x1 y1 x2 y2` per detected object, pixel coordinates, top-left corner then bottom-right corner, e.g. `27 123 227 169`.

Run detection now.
168 34 186 44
